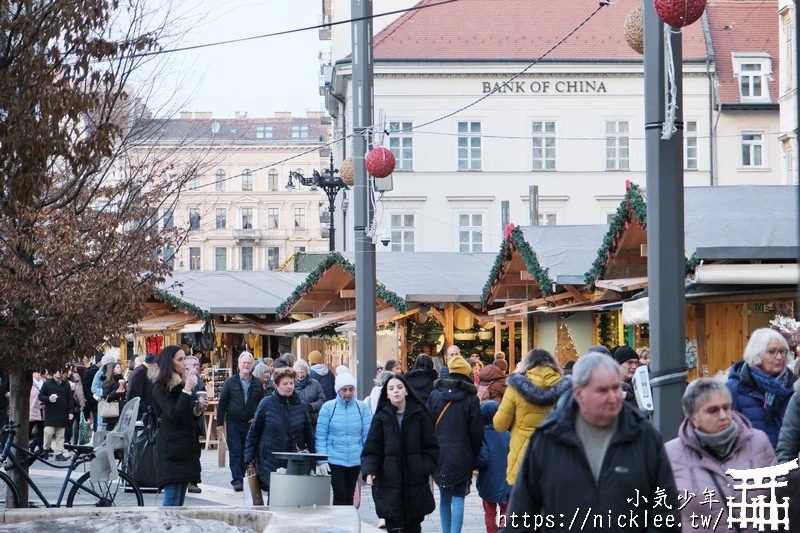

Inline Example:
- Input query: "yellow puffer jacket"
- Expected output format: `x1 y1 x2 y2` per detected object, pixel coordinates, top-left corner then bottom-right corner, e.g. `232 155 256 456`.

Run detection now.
492 366 571 486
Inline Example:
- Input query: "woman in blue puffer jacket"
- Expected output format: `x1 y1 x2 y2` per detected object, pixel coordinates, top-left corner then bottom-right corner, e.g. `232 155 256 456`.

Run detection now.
315 370 372 505
245 367 315 494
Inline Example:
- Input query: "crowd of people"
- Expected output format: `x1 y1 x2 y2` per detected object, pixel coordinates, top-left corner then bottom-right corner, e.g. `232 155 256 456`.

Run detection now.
12 325 800 531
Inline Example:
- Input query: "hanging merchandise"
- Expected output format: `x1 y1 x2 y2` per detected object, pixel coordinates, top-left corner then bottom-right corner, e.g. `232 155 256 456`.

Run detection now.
365 146 395 178
340 157 354 186
653 0 707 28
624 6 644 54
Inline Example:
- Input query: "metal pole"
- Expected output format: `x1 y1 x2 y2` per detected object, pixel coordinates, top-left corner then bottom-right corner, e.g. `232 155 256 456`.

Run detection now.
328 194 336 252
644 2 686 439
352 0 376 396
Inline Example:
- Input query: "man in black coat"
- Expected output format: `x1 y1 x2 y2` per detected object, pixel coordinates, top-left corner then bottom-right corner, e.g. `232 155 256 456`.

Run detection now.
39 369 75 461
506 353 680 532
81 354 102 431
128 353 155 420
427 356 483 533
216 351 264 492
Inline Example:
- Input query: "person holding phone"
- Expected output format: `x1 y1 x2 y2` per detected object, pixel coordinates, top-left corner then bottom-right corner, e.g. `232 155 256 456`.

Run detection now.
101 363 126 431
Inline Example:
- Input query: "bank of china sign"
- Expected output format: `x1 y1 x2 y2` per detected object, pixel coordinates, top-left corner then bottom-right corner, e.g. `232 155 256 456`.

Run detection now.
481 80 608 94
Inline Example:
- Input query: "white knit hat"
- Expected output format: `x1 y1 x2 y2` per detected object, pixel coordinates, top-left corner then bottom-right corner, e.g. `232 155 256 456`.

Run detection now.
335 372 356 393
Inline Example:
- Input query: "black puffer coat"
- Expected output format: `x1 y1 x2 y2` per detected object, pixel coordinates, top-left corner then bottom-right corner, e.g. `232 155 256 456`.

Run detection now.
506 397 680 532
427 374 483 488
361 399 439 523
152 373 201 489
405 368 438 404
39 378 74 428
244 390 314 491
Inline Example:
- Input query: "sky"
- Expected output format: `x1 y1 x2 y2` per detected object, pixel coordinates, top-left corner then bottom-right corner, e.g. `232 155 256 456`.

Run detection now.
133 0 325 120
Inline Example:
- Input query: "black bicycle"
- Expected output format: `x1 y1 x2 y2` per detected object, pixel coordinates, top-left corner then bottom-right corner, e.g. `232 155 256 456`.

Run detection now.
0 422 143 508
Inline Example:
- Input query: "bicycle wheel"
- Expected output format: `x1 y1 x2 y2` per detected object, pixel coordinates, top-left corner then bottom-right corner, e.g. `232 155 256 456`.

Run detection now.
0 471 21 508
66 470 143 507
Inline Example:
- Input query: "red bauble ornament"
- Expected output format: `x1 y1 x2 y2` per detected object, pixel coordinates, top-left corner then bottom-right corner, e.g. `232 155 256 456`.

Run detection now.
365 147 395 178
654 0 706 28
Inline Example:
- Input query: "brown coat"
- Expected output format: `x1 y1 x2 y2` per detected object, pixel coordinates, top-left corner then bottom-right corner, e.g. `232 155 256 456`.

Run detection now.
477 364 507 402
665 411 776 533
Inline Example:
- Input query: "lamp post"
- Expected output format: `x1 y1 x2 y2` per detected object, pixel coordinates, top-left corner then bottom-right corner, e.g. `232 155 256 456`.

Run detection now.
286 154 348 252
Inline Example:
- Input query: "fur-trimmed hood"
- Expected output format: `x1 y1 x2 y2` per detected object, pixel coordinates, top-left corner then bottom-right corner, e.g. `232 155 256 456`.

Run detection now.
506 367 571 406
147 364 183 391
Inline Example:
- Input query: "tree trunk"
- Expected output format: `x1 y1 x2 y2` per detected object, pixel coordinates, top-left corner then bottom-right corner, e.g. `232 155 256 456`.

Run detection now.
8 369 32 508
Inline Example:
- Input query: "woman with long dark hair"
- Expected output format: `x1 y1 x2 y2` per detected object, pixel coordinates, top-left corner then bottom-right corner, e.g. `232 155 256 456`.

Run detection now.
151 345 203 506
405 354 438 404
361 373 439 533
101 363 126 431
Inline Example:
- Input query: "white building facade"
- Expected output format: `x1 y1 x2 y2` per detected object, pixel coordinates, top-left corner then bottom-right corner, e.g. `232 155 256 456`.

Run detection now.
131 111 332 271
779 0 798 183
319 0 789 253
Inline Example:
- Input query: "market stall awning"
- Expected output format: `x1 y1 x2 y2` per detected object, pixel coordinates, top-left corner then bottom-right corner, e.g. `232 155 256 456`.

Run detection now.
135 313 200 333
335 305 418 332
274 309 357 333
595 277 648 292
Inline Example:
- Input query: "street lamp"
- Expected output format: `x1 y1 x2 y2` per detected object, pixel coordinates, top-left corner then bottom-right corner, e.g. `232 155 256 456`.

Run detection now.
286 154 348 251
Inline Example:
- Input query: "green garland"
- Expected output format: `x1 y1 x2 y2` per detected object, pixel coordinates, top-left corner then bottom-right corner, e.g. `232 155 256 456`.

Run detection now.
275 251 407 320
598 313 612 346
584 184 648 288
480 225 555 311
154 289 210 320
287 325 342 338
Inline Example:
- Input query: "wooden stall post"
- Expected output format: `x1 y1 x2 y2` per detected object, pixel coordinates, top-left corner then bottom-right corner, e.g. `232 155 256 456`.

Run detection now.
444 304 455 349
495 322 502 356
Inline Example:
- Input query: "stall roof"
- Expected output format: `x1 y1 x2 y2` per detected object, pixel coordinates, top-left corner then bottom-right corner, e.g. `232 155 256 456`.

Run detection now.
519 225 610 284
342 252 497 303
159 271 308 315
684 185 799 259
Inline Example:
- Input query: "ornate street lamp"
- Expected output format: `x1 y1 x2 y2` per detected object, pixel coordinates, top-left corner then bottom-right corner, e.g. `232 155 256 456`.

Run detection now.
286 154 348 251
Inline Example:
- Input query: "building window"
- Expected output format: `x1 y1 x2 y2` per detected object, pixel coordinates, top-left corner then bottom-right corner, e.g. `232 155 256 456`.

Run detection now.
605 121 630 170
537 213 558 226
267 247 280 271
458 213 483 253
785 18 794 93
457 121 481 171
162 247 175 268
294 207 306 229
215 169 226 192
267 208 279 229
786 147 794 179
532 121 556 170
162 208 174 230
240 247 253 271
294 246 306 254
268 169 279 191
215 208 226 229
255 125 274 139
390 214 415 252
388 121 413 171
188 207 200 230
215 247 227 271
242 169 253 191
738 63 767 100
241 207 254 229
189 247 201 270
741 132 764 167
187 171 199 190
685 121 698 170
291 125 309 139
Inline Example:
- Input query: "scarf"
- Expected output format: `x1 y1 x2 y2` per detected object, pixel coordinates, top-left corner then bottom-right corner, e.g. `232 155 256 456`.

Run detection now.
748 365 793 407
694 420 739 459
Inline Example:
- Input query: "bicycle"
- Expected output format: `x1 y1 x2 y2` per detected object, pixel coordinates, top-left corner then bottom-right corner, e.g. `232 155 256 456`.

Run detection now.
0 422 143 508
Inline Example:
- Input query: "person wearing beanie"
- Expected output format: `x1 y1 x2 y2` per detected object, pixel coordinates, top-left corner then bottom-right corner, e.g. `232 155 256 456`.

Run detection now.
128 352 156 419
493 357 508 374
90 353 119 429
475 401 511 533
336 365 349 376
316 367 372 505
612 345 639 407
308 350 336 401
428 354 483 533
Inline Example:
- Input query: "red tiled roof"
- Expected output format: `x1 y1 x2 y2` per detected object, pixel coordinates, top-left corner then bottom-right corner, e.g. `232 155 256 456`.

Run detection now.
706 0 780 105
373 0 708 61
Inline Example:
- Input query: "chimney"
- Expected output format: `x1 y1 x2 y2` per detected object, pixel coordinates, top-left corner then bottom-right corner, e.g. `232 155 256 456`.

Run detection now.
179 111 193 119
274 111 292 119
194 112 213 119
235 111 248 119
305 110 322 119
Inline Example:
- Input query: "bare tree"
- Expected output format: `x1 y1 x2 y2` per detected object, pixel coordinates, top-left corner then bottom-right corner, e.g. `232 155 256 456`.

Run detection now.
0 0 207 505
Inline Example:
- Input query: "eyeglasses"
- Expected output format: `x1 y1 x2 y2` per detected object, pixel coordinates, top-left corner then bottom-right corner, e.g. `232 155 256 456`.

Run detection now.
765 348 789 359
